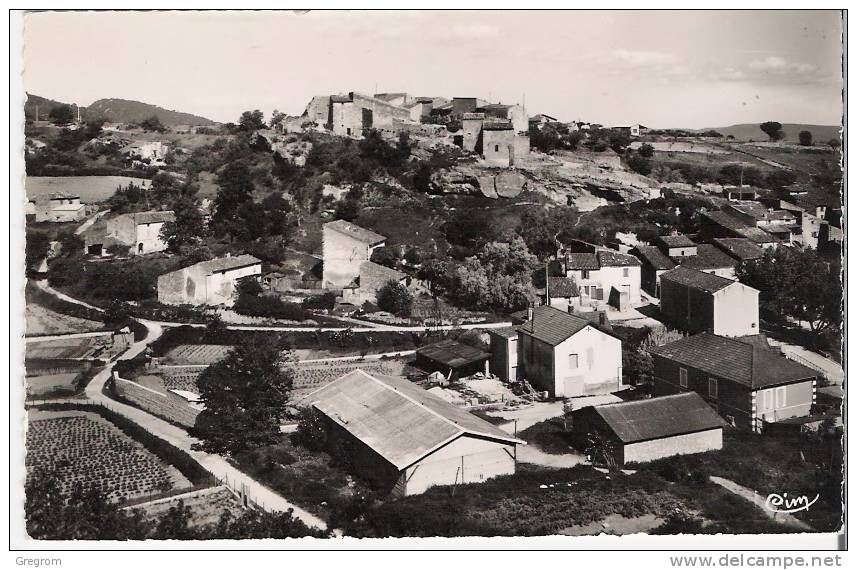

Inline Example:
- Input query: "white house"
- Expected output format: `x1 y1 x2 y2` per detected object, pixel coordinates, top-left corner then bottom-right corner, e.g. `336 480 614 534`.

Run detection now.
107 210 175 255
517 305 623 398
34 193 86 223
563 249 642 310
322 220 387 289
157 254 262 306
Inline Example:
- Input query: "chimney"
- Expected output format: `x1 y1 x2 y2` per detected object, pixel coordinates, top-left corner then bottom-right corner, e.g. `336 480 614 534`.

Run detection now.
567 304 574 314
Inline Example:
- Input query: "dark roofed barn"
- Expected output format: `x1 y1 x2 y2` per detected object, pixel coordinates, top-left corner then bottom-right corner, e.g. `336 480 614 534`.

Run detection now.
415 339 491 379
577 392 726 465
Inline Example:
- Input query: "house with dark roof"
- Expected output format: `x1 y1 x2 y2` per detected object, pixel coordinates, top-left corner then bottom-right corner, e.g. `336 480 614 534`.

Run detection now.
301 370 523 496
649 333 818 432
157 254 262 306
563 249 642 309
659 266 760 337
711 238 765 262
699 210 779 249
517 305 622 398
576 393 727 465
545 276 580 312
322 220 387 290
633 234 737 297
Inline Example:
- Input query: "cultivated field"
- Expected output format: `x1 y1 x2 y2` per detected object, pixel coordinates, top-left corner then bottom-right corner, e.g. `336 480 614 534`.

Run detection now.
25 302 104 336
26 410 191 503
131 486 246 528
291 359 410 400
25 175 152 203
25 336 111 360
164 344 233 365
25 373 80 397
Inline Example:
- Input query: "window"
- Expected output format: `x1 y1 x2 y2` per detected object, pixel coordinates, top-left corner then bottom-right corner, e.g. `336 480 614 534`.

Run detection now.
494 145 499 152
582 270 590 279
569 354 579 369
708 377 718 399
623 268 629 277
346 128 352 136
679 367 688 388
775 387 787 408
762 388 774 409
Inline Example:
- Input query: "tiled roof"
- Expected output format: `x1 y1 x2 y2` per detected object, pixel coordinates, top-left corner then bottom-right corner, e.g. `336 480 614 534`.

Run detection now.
461 112 486 120
482 120 514 131
660 266 735 293
728 202 769 220
657 234 696 248
711 238 765 261
701 211 777 244
633 245 676 271
324 219 386 245
303 370 521 470
673 244 736 271
593 393 727 444
649 332 818 388
197 254 261 275
597 250 641 267
547 276 579 298
517 305 592 346
488 326 519 339
133 210 175 224
566 253 600 270
417 339 491 369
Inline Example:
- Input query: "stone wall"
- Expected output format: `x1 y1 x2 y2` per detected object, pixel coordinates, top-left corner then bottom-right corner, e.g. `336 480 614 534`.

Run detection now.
113 376 200 428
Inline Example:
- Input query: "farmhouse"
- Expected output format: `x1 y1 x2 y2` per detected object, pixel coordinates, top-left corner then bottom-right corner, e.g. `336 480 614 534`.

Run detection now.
302 370 523 496
634 235 737 296
562 249 642 309
322 220 387 289
722 185 758 201
576 392 726 466
121 140 169 165
517 305 622 398
649 333 818 432
415 339 491 380
613 124 648 137
103 210 175 255
659 266 760 337
545 276 579 312
340 260 407 305
34 193 86 223
699 210 779 249
479 103 528 134
157 254 262 306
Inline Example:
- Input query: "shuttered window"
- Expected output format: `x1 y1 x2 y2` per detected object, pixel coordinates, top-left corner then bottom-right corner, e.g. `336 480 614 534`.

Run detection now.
708 377 718 399
679 367 688 388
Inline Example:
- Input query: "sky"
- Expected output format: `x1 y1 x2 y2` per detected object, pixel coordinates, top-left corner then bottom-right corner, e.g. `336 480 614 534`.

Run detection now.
22 10 844 128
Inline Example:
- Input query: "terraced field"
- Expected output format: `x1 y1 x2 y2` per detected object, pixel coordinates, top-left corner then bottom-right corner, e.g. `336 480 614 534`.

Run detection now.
26 410 191 504
164 344 233 365
131 487 246 528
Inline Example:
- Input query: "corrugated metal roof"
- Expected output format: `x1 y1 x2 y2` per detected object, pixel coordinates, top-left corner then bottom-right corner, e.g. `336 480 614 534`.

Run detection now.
304 370 521 470
660 266 735 293
594 393 727 444
324 219 386 245
417 339 490 369
517 305 592 346
649 332 818 388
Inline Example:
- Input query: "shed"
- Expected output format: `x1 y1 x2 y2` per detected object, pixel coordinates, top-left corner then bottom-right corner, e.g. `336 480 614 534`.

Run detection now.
302 370 522 496
577 392 727 465
415 339 490 379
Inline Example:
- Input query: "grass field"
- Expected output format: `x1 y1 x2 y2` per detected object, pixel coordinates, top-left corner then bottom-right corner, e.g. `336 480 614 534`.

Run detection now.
26 410 191 504
25 302 105 336
25 175 152 203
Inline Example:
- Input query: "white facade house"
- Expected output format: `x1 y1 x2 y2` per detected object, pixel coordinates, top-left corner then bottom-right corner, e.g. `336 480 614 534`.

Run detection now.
34 193 86 223
517 305 623 398
322 219 387 289
563 250 642 310
107 210 175 255
157 254 262 306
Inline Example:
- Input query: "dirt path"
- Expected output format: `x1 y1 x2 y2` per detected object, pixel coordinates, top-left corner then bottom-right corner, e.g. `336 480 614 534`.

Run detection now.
709 476 813 531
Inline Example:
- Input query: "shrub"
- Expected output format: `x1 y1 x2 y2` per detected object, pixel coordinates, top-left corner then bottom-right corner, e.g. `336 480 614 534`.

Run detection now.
302 292 337 311
376 280 413 316
233 293 309 321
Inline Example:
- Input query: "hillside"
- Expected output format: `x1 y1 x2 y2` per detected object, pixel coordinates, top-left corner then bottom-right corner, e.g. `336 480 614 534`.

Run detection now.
703 123 841 144
84 98 217 126
24 93 75 121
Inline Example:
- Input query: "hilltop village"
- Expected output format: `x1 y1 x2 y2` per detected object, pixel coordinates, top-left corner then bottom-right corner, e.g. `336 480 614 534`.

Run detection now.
23 90 843 538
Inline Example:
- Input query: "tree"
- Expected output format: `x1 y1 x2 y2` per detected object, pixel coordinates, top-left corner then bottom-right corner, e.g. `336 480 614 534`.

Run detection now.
25 231 51 275
759 121 784 142
48 104 75 125
626 152 652 176
211 162 254 237
828 138 841 150
160 196 206 252
238 110 265 132
449 237 538 313
140 115 166 133
192 340 294 455
269 109 286 129
376 280 413 316
638 143 655 158
736 248 842 346
798 130 813 146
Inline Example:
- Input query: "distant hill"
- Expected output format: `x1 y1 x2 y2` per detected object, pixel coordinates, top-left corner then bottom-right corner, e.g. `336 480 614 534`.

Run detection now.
702 123 841 144
84 98 217 126
24 93 76 121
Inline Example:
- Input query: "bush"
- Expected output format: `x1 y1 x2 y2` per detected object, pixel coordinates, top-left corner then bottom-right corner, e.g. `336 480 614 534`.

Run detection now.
233 293 309 321
376 280 413 316
626 152 652 176
302 292 336 311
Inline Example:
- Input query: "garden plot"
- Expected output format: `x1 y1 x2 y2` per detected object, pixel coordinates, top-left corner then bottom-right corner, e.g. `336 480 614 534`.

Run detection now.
132 486 246 528
164 344 233 365
26 373 80 397
26 410 191 504
291 359 411 400
25 337 108 360
25 303 104 336
160 369 203 393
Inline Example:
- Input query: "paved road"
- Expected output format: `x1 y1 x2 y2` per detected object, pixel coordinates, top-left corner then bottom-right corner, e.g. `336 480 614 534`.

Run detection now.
767 339 844 384
33 279 104 312
74 209 110 235
709 476 813 531
154 319 514 334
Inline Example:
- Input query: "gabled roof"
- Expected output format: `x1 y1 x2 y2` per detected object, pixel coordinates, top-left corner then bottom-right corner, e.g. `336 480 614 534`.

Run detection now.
656 234 696 249
593 393 727 444
660 266 736 293
701 211 777 244
323 219 386 245
196 254 262 275
517 305 594 346
303 370 522 470
566 253 600 270
597 250 642 267
547 276 579 298
711 238 765 261
417 339 490 369
633 245 676 271
132 210 175 224
673 244 736 271
648 332 818 389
